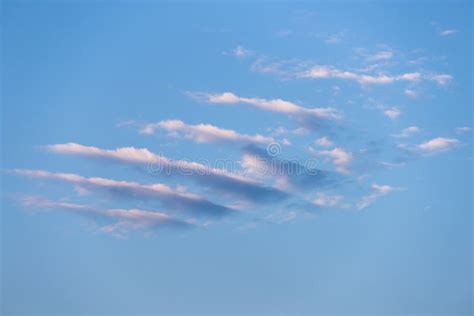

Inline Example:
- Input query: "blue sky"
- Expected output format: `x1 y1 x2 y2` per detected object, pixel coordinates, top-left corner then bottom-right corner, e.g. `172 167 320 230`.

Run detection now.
1 1 472 315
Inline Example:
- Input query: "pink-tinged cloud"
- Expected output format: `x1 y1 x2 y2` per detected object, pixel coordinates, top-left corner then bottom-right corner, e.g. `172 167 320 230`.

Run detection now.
11 169 233 217
193 92 342 121
140 119 275 144
19 196 194 237
44 143 287 202
417 137 460 153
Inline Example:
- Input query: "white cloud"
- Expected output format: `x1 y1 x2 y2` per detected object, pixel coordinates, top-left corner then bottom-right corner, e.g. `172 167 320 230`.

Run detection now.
231 45 251 57
314 136 333 147
20 195 90 212
268 126 310 137
310 147 353 173
357 183 403 209
455 127 471 134
300 65 421 85
140 119 275 144
430 74 453 86
392 126 420 138
378 161 407 168
13 169 201 199
48 143 160 164
43 143 285 203
404 89 418 98
439 29 457 36
206 92 241 104
324 33 344 44
353 47 395 63
383 107 401 119
293 127 310 135
372 183 396 194
193 92 342 121
367 51 394 61
249 56 453 88
45 143 251 182
417 137 460 153
19 196 193 237
265 210 298 224
313 192 343 207
368 102 402 119
11 169 233 217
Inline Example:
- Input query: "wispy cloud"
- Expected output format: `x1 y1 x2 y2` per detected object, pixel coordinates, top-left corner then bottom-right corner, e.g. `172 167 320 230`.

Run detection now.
192 92 342 120
310 146 353 174
303 66 451 86
314 136 334 147
319 31 346 44
300 65 421 85
392 126 421 138
404 89 418 98
357 183 404 209
366 101 402 120
44 143 286 203
189 91 342 130
11 169 234 217
324 34 343 44
312 192 343 207
248 53 453 88
268 126 310 137
263 209 303 224
140 119 275 145
230 45 252 57
353 47 395 63
430 74 453 86
439 29 457 36
432 21 458 37
365 50 394 62
383 107 401 119
455 127 471 134
276 29 292 37
19 196 194 237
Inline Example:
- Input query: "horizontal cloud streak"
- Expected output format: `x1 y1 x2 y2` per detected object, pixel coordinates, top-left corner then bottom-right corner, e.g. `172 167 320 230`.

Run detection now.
439 29 457 36
455 127 471 134
383 107 401 119
198 92 341 120
11 169 233 217
300 65 422 85
357 183 404 209
313 192 344 207
250 56 453 87
392 126 420 138
190 91 342 130
20 196 194 236
140 119 275 144
44 143 287 203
